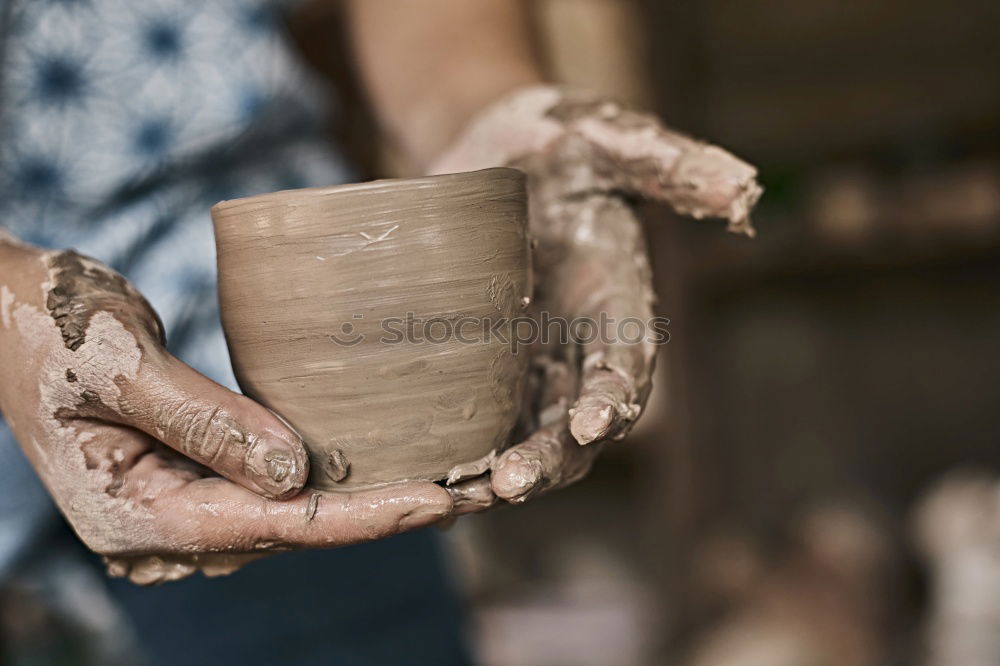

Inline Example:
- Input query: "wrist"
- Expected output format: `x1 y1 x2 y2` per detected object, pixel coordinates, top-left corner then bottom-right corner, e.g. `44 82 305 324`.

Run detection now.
400 71 545 172
427 83 574 175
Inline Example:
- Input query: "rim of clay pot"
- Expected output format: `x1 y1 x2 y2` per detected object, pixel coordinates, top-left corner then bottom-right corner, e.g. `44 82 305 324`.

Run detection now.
210 167 524 219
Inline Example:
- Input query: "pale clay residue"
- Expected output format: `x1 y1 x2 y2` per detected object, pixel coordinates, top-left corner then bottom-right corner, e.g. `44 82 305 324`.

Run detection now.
14 301 152 553
306 492 321 521
106 553 261 585
430 84 761 236
0 285 13 328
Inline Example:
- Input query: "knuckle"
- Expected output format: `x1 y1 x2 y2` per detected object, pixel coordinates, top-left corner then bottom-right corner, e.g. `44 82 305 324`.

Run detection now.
343 493 395 542
529 430 568 458
250 497 296 550
155 400 237 463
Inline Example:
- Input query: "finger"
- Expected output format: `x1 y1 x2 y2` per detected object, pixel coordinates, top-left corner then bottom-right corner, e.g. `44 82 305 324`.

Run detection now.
491 359 600 503
492 423 603 504
570 345 651 446
539 196 654 323
446 475 498 515
430 85 761 235
32 250 306 498
141 469 454 552
108 352 309 500
542 197 657 445
568 263 656 446
571 123 762 235
544 92 763 235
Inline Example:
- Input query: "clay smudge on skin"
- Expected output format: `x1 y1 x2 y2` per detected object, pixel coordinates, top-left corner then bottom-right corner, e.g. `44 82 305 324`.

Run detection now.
430 84 762 236
5 255 454 584
545 94 762 234
1 285 13 328
262 448 293 482
567 350 644 445
43 250 164 351
522 185 656 446
305 492 320 521
13 302 152 552
445 475 497 515
430 85 756 455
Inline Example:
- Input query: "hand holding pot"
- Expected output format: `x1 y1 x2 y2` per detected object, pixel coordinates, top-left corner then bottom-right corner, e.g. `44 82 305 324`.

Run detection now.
432 85 763 507
0 236 452 584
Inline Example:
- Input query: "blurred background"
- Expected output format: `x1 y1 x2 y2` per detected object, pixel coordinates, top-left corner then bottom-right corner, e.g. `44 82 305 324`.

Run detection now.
3 1 999 664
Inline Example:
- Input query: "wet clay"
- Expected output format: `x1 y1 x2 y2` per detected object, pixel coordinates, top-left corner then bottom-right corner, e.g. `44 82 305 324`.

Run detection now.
431 85 762 236
0 239 452 585
45 251 164 351
212 168 531 490
430 85 763 459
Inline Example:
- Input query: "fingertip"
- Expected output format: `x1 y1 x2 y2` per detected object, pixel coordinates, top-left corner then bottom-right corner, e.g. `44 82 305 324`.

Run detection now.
244 431 310 500
569 403 616 445
446 477 497 515
128 354 312 499
398 483 455 531
491 449 543 503
572 364 643 445
427 481 457 512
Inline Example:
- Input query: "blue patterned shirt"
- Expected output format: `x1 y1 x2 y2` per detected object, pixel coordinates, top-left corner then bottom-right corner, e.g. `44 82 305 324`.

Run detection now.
0 0 353 576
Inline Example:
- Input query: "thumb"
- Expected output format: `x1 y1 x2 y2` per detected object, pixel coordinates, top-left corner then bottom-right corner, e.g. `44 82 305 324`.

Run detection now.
110 351 310 500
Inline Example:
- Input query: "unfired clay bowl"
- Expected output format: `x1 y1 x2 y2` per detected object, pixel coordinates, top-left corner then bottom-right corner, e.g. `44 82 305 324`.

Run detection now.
211 168 531 490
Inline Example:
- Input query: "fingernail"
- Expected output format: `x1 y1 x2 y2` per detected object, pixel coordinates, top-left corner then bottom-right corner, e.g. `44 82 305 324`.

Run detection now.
570 403 617 445
399 502 450 531
247 435 307 498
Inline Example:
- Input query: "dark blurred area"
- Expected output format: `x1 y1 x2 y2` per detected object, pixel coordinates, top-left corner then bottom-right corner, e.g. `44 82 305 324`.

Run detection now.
3 1 998 664
419 1 1000 664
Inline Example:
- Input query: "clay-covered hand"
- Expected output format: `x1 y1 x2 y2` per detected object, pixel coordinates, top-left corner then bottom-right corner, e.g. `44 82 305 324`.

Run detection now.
0 236 452 583
431 85 762 509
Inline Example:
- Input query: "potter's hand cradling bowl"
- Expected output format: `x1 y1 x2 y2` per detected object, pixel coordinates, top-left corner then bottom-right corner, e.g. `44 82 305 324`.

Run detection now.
431 85 762 509
0 236 453 585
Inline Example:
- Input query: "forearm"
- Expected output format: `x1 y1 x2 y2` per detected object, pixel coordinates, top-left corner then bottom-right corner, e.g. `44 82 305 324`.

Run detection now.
0 231 43 306
344 0 543 169
0 233 48 422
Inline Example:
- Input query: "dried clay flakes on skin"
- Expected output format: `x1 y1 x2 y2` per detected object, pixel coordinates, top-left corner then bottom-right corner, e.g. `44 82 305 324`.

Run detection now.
431 85 762 235
13 299 155 552
1 285 13 328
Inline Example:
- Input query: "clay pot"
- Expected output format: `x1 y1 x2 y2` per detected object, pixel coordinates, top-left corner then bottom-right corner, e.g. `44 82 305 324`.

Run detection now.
211 168 531 490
